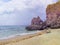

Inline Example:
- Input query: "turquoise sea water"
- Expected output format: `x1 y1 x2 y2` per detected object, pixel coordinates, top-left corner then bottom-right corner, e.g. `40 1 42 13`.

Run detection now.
0 25 39 39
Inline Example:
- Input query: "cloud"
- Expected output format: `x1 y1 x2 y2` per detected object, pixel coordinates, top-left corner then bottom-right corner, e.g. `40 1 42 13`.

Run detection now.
0 0 57 25
0 0 57 14
1 0 11 2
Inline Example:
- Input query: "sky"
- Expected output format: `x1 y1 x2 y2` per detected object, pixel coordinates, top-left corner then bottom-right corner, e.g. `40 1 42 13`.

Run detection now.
0 0 58 25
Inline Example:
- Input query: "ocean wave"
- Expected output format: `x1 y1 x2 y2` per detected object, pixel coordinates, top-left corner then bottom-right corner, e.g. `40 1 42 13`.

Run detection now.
0 31 40 40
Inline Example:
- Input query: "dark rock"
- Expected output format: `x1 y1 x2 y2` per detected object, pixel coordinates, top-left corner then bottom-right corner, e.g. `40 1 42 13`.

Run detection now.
26 25 43 31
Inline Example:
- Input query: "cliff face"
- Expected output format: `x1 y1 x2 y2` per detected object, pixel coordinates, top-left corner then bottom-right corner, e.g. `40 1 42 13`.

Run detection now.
46 2 60 28
26 2 60 30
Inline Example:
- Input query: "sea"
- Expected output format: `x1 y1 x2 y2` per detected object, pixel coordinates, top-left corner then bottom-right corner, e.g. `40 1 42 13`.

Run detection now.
0 25 39 40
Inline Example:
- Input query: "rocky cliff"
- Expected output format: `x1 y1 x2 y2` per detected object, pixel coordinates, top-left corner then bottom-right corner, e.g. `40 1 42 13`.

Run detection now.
46 2 60 28
26 2 60 30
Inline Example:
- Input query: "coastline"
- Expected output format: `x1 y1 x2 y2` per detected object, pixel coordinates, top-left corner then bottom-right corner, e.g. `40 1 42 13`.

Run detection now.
0 30 47 45
0 29 60 45
0 31 40 40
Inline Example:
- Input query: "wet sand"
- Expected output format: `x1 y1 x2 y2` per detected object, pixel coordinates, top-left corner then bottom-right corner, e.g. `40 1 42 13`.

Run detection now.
0 29 60 45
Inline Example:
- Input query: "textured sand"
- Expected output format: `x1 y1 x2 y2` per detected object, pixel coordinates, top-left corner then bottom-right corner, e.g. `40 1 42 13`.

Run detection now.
0 29 60 45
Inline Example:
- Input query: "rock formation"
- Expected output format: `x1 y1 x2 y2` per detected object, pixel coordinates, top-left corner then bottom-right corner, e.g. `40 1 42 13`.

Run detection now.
26 2 60 31
31 16 43 25
26 16 44 30
46 2 60 28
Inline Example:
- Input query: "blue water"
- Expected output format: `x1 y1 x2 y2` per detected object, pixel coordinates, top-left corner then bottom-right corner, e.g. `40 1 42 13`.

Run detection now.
0 25 38 39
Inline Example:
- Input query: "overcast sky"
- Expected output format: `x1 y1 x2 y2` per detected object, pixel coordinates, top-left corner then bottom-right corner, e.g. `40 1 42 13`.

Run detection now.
0 0 57 25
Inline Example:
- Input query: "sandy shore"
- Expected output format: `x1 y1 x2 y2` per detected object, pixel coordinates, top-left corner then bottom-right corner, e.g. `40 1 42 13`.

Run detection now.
0 29 60 45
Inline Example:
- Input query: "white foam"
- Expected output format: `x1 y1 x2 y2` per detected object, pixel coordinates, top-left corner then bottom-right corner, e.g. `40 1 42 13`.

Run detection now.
19 31 40 35
0 31 40 40
0 35 17 40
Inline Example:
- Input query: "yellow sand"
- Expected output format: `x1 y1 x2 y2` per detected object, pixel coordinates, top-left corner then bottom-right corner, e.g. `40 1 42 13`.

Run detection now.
1 29 60 45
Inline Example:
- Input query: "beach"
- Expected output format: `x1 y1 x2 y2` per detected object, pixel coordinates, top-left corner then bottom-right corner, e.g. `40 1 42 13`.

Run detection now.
0 29 60 45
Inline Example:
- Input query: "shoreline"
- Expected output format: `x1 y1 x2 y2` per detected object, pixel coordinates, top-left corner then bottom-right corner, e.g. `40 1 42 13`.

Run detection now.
0 30 48 45
0 31 39 40
0 29 60 45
